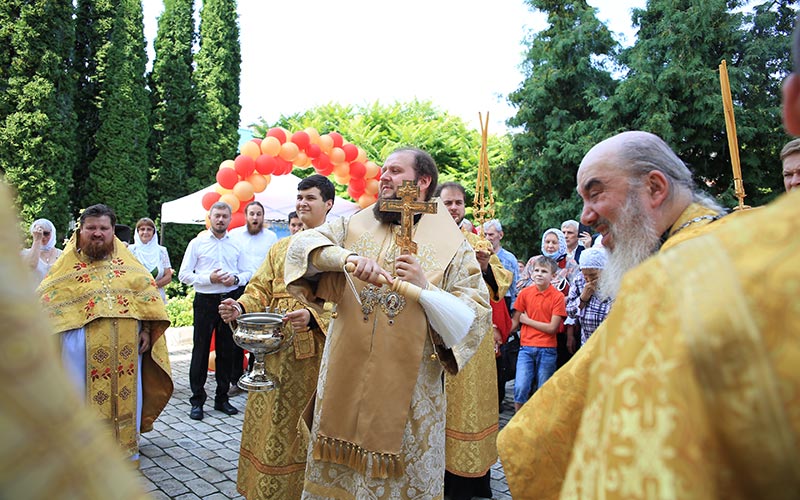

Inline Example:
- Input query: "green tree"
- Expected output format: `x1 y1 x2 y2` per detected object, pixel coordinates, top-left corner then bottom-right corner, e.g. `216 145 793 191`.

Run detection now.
495 0 617 259
0 0 21 121
727 0 797 206
599 0 745 206
190 0 241 191
148 0 195 216
82 0 150 225
0 0 77 240
255 100 510 213
73 0 114 212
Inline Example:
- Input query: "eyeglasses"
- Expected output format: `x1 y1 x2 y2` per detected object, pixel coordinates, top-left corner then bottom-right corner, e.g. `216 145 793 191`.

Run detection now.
42 231 51 236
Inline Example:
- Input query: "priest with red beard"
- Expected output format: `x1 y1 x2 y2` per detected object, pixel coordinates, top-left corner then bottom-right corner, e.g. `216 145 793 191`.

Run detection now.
38 204 173 464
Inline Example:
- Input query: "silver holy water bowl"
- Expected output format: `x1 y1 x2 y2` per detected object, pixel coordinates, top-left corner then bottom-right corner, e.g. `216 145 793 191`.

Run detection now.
232 312 291 392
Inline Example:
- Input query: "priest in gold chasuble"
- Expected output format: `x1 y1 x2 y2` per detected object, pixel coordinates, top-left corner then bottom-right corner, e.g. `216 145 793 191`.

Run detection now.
437 181 513 499
502 190 800 499
285 148 491 499
1 184 149 499
38 204 172 461
220 174 334 500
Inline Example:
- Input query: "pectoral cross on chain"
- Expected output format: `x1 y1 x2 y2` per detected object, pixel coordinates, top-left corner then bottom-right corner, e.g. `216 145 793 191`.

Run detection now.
379 180 437 255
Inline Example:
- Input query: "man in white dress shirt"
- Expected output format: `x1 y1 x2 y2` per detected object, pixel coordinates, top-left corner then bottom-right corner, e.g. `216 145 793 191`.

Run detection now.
228 201 278 392
179 201 250 420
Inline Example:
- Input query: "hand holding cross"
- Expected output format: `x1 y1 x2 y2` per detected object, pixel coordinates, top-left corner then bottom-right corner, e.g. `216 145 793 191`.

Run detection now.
378 180 437 254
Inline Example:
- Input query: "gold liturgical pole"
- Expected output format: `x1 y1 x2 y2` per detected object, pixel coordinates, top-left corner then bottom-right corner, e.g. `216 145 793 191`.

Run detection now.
472 112 495 252
719 59 748 210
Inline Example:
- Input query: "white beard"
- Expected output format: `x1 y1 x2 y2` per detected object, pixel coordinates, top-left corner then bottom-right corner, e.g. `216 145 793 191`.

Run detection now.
598 194 660 300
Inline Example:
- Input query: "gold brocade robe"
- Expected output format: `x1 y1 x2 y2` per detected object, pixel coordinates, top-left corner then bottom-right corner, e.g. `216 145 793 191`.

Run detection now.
496 201 793 499
0 182 148 499
285 201 491 500
38 233 172 458
444 231 512 477
236 236 330 500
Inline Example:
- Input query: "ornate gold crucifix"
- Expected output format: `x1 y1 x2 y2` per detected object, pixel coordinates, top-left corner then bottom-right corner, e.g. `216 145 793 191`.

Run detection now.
379 180 437 254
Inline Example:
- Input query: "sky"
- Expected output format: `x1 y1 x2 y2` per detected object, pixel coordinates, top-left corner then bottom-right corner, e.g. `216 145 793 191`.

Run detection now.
142 0 646 133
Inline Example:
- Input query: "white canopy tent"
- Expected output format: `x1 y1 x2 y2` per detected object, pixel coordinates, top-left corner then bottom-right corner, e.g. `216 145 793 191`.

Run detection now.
160 173 360 225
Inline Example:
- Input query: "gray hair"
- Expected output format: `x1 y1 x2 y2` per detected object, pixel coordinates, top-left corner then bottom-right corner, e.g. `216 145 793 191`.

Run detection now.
619 132 723 211
210 201 232 214
561 219 579 232
483 219 503 233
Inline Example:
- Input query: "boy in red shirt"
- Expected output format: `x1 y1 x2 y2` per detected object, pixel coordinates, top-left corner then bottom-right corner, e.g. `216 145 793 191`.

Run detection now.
510 255 566 411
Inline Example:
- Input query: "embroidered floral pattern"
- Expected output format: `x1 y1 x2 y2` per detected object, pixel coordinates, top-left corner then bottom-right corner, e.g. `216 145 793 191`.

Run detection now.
119 386 131 400
73 262 88 271
76 273 91 283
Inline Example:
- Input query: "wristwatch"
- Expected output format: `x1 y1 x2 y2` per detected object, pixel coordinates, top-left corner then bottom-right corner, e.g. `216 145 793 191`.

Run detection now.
233 275 240 286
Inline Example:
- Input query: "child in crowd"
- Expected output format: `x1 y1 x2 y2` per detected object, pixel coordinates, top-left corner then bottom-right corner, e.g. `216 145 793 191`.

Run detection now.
510 255 566 411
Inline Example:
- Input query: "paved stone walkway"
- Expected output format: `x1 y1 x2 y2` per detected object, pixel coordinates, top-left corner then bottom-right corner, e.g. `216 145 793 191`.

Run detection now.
139 331 516 499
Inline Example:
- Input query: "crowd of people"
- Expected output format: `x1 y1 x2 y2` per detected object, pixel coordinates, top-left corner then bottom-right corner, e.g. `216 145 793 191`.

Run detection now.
5 18 800 498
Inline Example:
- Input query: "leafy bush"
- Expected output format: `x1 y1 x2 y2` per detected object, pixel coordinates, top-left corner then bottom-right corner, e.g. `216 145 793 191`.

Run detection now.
166 287 194 327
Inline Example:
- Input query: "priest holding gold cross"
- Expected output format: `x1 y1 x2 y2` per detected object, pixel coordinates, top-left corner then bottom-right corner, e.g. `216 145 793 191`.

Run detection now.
285 147 491 499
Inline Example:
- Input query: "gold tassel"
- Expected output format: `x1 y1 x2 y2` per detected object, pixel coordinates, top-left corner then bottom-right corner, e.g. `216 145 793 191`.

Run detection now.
379 454 389 478
347 444 358 470
312 438 323 460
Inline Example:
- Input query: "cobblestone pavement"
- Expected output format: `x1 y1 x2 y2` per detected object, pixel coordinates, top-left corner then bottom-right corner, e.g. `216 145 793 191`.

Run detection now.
139 333 517 499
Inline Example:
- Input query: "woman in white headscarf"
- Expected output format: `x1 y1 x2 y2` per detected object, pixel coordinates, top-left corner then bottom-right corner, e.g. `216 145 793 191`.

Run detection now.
21 218 62 285
129 218 172 302
517 228 579 294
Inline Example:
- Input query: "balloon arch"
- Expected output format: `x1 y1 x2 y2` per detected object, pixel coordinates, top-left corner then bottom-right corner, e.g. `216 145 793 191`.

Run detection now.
200 127 380 229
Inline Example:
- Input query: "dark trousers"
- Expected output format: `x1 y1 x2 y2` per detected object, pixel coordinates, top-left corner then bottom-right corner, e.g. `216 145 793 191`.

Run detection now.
444 470 492 500
189 292 235 407
229 286 246 384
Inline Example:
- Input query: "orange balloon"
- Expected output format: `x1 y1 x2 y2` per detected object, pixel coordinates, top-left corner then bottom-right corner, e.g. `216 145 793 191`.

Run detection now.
319 134 334 154
294 152 311 167
358 193 376 209
215 184 233 195
330 147 346 164
260 136 281 156
365 178 379 195
365 161 380 178
279 141 299 161
233 180 255 200
240 140 261 160
247 173 268 193
333 173 351 185
332 162 350 177
356 147 368 164
219 159 235 170
305 127 321 145
219 193 240 212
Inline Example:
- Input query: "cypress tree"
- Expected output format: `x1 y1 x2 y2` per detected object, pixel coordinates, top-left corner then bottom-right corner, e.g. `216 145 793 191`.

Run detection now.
148 0 195 216
0 0 77 239
190 0 241 191
82 0 150 225
495 0 617 258
599 0 744 205
73 0 114 212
